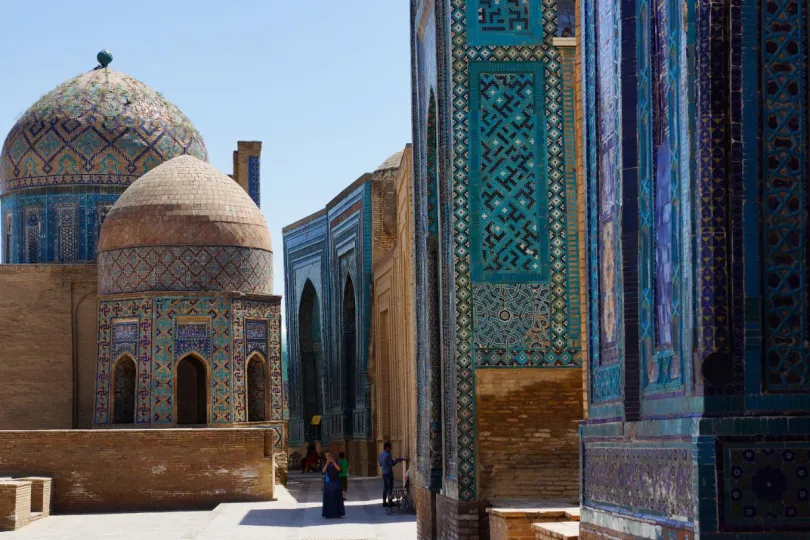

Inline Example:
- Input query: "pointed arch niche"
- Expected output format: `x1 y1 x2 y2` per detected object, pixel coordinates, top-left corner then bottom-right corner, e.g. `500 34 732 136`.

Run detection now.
112 355 136 424
299 280 323 441
176 354 208 425
342 275 357 437
247 354 268 422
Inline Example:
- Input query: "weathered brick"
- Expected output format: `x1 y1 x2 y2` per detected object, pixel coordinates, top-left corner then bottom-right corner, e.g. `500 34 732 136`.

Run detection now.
0 429 274 513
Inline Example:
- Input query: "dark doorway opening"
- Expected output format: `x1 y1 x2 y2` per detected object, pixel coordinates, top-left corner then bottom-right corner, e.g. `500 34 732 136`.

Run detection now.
342 276 357 437
299 280 323 442
113 355 136 424
177 355 207 425
247 355 267 422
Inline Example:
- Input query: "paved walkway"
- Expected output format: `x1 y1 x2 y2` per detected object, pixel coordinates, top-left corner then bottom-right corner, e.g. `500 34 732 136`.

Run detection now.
4 474 416 539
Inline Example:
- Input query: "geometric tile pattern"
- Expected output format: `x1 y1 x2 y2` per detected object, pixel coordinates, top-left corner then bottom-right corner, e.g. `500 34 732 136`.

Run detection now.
0 68 207 193
2 190 122 264
638 0 685 393
232 300 283 423
175 322 211 359
762 0 808 391
111 319 139 360
722 442 810 529
586 0 624 404
95 295 282 427
449 0 576 500
95 298 153 425
55 203 78 261
694 0 733 393
583 445 694 521
246 319 269 358
466 0 544 46
477 0 530 33
98 246 274 295
248 156 261 208
477 72 545 276
473 283 554 366
153 297 230 424
594 0 622 370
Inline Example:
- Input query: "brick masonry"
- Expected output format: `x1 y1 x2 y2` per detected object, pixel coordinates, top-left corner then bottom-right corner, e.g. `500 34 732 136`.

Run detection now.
476 369 582 501
0 264 98 430
0 429 275 513
0 481 32 530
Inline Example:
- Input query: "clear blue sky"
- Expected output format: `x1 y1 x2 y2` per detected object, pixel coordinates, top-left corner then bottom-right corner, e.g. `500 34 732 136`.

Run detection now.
0 0 412 307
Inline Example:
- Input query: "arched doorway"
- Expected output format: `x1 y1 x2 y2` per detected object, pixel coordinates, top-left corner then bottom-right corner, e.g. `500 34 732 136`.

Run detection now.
113 355 136 424
342 276 357 437
176 355 207 425
247 355 267 422
299 280 323 442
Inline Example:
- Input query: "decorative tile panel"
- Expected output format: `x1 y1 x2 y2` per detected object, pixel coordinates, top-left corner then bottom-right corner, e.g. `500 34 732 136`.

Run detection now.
721 441 810 530
469 65 550 281
466 0 545 46
1 189 122 263
232 300 283 423
175 321 211 359
95 298 153 425
153 297 230 424
638 0 686 393
98 246 273 295
55 203 77 261
112 319 139 359
761 0 808 391
473 283 558 366
246 319 268 358
248 156 261 208
583 445 694 520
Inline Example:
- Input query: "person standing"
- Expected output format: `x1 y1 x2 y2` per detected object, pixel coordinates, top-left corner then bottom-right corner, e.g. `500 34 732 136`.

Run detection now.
321 450 345 519
378 441 404 508
337 452 350 501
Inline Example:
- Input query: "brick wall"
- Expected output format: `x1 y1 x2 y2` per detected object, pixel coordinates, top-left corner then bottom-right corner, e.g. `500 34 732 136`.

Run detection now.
415 483 435 540
436 494 489 540
476 369 582 501
0 429 274 513
0 265 97 430
371 168 398 262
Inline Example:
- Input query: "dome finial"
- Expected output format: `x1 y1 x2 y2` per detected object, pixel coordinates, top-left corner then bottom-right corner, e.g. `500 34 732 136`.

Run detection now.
97 50 113 68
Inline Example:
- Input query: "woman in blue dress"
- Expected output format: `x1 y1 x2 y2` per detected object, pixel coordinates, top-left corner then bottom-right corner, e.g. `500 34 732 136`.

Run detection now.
321 450 345 519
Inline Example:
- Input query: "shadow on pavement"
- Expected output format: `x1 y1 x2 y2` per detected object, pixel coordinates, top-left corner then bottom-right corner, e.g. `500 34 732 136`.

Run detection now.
238 503 416 527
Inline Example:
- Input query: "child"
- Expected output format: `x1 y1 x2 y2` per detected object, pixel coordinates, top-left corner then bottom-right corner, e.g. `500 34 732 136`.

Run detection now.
337 452 350 500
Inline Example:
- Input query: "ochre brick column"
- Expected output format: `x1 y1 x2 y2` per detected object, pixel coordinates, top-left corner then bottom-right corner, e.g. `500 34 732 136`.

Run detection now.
0 481 32 531
476 369 582 501
232 141 262 196
18 477 51 516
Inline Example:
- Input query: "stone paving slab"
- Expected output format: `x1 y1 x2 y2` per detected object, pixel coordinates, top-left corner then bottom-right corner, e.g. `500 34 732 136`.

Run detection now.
3 474 415 540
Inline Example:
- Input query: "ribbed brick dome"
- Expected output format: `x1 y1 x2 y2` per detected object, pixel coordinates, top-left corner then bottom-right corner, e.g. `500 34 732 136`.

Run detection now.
99 155 271 252
97 155 273 296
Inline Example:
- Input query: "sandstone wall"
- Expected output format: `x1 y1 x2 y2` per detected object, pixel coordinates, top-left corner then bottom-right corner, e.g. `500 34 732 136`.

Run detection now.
0 265 98 430
0 429 275 513
476 369 582 501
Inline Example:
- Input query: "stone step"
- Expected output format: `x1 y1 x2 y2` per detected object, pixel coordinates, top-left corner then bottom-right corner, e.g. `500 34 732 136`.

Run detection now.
533 521 580 540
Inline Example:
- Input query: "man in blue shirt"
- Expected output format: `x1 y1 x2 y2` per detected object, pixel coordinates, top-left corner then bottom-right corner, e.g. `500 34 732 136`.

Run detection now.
378 441 404 507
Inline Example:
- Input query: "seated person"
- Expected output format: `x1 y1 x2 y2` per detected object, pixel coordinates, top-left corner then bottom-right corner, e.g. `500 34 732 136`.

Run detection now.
301 443 319 473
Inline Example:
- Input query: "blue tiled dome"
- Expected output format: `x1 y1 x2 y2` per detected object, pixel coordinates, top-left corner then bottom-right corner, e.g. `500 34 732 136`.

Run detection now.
0 67 208 194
